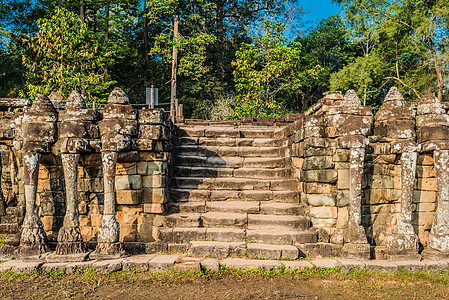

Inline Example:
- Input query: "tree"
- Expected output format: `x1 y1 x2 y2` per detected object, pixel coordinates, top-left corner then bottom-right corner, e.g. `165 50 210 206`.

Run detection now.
21 6 115 103
213 0 304 82
0 30 24 97
333 0 449 102
229 21 316 119
293 16 359 110
330 51 386 106
147 0 218 117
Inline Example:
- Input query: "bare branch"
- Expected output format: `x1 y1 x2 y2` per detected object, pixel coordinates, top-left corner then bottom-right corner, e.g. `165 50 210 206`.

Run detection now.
385 76 422 99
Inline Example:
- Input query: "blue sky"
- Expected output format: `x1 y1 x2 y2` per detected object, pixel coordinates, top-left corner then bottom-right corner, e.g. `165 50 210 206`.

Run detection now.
301 0 342 26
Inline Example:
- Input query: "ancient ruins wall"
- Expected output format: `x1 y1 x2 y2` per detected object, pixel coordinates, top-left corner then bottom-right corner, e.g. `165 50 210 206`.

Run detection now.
0 87 447 257
0 96 175 252
288 90 445 257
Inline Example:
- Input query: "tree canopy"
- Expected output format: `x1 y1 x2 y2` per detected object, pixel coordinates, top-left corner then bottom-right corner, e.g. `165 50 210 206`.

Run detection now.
0 0 447 117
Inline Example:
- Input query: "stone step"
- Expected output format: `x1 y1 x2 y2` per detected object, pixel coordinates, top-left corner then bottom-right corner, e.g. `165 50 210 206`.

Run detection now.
260 202 306 215
199 137 283 147
157 227 316 245
167 202 206 213
233 168 292 179
169 188 299 203
243 157 288 168
158 227 246 243
171 177 298 191
201 212 248 228
179 136 283 147
205 228 246 242
187 241 246 258
186 241 300 259
167 200 306 215
248 214 310 231
239 128 276 139
168 188 210 202
173 166 235 178
246 230 317 245
179 126 277 139
246 243 299 260
175 155 287 168
176 145 286 158
158 228 207 243
165 213 202 228
164 213 310 230
173 166 292 179
205 201 260 214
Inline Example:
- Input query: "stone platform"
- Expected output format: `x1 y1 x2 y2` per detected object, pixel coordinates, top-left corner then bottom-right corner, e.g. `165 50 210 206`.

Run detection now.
0 253 447 274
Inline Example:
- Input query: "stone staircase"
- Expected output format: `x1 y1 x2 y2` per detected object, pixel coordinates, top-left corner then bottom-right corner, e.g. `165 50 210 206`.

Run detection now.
159 123 332 260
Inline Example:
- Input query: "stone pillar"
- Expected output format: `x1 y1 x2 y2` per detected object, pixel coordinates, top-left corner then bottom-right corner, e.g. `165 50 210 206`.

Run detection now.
428 149 449 253
385 150 420 260
374 87 420 260
341 142 371 259
327 90 373 259
415 93 449 259
54 90 99 256
93 87 137 258
55 153 86 255
95 151 121 255
19 94 57 255
20 151 48 254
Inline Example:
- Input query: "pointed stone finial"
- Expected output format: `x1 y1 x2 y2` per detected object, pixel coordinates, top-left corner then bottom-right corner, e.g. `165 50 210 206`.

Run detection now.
323 91 343 100
416 92 449 144
108 87 129 104
65 91 87 110
375 86 413 122
343 90 361 106
385 86 404 102
30 94 57 113
417 93 445 115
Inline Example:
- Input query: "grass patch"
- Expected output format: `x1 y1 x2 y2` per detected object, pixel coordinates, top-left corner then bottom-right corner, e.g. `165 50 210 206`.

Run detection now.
0 266 449 299
0 236 9 247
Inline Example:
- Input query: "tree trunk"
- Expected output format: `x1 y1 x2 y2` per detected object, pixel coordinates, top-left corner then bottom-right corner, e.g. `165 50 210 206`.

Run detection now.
105 2 109 42
104 1 110 73
143 2 149 63
80 1 86 96
429 19 443 101
216 0 224 82
430 46 444 101
80 2 85 24
170 14 180 122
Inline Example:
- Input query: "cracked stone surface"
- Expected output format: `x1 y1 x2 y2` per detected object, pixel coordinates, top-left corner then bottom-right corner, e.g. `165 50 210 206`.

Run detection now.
373 87 420 260
19 152 48 255
55 91 99 255
332 91 372 260
386 151 420 260
416 93 449 257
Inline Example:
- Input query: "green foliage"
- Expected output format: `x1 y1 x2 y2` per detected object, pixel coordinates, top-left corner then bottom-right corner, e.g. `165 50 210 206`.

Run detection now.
229 21 313 119
21 6 115 102
332 0 449 104
293 16 360 110
0 236 9 247
330 51 386 105
147 0 221 117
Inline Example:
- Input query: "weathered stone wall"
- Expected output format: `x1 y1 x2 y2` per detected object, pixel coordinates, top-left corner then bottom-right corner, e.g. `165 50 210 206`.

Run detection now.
0 98 174 253
287 89 448 256
0 87 448 257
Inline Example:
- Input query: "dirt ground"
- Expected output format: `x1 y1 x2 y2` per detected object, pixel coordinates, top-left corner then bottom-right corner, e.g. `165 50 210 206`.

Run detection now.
0 268 448 299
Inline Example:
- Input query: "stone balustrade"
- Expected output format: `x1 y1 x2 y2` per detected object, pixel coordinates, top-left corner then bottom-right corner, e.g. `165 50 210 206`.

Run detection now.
0 86 447 261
